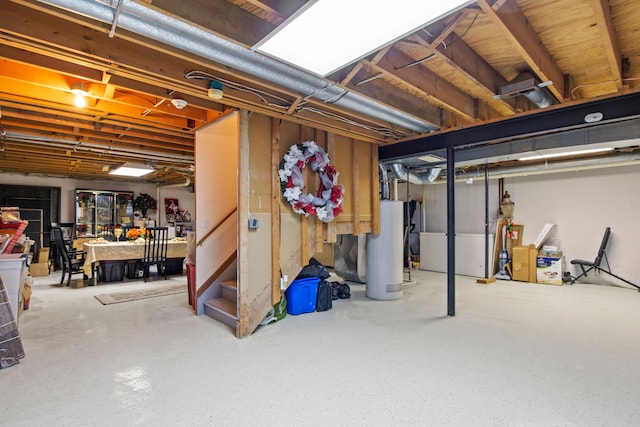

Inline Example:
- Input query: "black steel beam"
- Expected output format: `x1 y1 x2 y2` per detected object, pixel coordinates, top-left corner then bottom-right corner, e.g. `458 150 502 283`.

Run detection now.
379 91 640 161
484 164 489 279
447 146 455 316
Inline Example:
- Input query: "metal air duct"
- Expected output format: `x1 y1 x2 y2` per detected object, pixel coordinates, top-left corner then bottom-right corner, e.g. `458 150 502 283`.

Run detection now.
378 163 390 200
453 152 640 181
389 163 441 184
498 72 556 108
37 0 438 134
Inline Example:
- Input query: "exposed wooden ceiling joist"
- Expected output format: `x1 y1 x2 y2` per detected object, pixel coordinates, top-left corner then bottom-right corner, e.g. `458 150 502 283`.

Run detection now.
0 0 638 184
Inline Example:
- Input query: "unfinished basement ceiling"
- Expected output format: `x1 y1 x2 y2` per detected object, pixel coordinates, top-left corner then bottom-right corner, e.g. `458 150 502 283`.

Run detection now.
0 0 638 185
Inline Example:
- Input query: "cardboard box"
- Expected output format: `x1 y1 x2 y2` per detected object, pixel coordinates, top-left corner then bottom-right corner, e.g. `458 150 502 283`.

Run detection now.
536 256 563 285
37 247 50 263
512 244 537 282
29 262 50 277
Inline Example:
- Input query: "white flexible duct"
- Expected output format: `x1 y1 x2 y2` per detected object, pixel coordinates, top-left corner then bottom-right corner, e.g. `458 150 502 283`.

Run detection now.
36 0 439 134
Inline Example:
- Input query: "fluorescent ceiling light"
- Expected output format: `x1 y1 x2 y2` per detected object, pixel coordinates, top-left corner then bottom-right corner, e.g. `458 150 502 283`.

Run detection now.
418 154 445 163
518 147 614 161
255 0 472 76
109 163 155 177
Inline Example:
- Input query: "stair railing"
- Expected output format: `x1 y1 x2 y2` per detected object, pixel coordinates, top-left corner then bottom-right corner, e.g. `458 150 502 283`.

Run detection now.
194 207 238 305
196 207 237 247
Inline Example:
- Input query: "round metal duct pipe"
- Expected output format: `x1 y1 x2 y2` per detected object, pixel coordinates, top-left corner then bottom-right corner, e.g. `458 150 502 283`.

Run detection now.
453 153 640 182
38 0 438 134
389 163 441 184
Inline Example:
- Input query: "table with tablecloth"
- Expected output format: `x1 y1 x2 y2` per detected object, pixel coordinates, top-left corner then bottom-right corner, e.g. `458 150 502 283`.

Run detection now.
82 240 187 283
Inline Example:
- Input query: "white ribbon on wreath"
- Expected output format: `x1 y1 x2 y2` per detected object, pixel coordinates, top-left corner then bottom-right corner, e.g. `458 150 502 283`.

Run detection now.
278 141 345 223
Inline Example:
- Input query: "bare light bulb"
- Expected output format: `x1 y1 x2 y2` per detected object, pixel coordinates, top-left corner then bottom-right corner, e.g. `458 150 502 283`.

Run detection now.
71 82 88 108
74 94 87 108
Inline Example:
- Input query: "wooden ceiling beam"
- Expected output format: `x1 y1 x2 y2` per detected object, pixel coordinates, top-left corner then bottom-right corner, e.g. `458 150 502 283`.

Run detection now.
3 121 193 156
477 0 566 102
0 95 195 143
1 141 191 169
344 71 443 130
3 2 399 142
364 49 477 123
406 32 518 116
143 0 275 46
0 99 193 142
0 73 208 129
590 0 623 90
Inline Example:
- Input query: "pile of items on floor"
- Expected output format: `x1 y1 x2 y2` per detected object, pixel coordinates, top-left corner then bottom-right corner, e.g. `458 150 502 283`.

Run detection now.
510 224 564 285
260 259 350 326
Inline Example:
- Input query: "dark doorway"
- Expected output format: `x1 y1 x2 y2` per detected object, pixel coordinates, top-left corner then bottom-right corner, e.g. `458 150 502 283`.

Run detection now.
0 184 61 251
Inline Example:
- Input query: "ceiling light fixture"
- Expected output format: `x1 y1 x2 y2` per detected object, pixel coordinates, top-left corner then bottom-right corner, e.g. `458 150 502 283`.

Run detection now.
171 98 188 109
418 154 445 163
71 82 88 108
109 163 155 177
518 147 614 161
255 0 473 76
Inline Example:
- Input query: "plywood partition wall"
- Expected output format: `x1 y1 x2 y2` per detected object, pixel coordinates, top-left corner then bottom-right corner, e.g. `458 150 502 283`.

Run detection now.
243 111 379 308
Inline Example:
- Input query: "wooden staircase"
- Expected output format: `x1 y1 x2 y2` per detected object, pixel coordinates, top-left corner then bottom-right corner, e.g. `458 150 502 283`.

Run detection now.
203 280 237 330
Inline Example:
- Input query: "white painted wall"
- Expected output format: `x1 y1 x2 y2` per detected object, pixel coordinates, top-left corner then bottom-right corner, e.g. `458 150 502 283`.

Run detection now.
0 172 194 226
194 112 239 314
155 186 195 227
422 164 640 287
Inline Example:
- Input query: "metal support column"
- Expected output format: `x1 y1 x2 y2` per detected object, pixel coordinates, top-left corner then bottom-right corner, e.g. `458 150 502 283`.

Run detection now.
447 146 455 316
484 165 489 279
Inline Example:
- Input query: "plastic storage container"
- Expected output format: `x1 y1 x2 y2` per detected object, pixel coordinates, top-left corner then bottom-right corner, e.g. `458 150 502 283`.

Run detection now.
98 260 125 282
285 277 320 315
126 260 142 279
165 257 184 275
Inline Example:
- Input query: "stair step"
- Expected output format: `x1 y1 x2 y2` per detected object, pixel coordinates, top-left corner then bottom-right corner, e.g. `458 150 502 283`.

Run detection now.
204 298 237 329
220 280 237 290
220 279 237 303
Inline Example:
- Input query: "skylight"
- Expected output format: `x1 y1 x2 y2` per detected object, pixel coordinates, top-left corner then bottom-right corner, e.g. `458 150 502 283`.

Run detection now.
255 0 472 76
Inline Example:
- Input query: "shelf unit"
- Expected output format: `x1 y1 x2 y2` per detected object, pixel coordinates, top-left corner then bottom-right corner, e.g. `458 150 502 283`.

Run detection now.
75 190 134 238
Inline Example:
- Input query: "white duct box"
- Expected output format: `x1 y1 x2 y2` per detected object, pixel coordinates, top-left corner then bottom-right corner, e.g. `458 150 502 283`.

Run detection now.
533 223 555 249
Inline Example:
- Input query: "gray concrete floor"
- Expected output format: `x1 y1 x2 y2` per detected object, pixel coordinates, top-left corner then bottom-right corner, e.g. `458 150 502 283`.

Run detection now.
3 269 640 426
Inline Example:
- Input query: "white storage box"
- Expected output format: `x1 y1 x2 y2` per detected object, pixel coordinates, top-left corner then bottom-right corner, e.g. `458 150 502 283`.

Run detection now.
536 256 563 285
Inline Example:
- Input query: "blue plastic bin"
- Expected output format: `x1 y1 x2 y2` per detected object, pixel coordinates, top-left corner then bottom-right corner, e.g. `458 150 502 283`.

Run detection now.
285 277 320 315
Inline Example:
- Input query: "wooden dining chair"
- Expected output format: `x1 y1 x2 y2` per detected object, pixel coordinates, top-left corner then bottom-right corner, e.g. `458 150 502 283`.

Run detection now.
141 227 168 282
51 226 86 286
50 222 76 270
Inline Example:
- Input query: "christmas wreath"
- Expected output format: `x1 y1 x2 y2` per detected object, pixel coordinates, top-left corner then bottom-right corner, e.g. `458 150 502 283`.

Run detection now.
278 141 344 223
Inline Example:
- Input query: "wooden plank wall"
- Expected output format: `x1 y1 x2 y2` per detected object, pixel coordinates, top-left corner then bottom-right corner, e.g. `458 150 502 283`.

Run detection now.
245 111 379 305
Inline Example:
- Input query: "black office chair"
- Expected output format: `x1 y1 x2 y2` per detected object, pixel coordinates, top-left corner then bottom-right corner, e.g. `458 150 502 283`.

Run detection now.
141 227 168 282
51 226 86 286
563 227 639 291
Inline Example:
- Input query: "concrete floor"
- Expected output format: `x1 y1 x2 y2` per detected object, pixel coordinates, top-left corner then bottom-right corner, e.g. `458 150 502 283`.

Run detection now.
3 269 640 426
